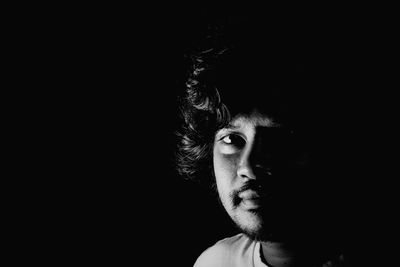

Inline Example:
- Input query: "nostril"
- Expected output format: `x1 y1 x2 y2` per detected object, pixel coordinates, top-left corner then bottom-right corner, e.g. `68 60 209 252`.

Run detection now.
237 163 256 180
254 164 273 177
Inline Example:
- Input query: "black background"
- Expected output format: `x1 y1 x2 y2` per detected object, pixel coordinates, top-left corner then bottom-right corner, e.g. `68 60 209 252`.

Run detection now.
15 4 396 266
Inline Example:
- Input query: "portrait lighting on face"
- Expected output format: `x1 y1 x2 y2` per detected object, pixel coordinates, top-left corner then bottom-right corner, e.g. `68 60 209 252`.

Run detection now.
176 18 348 267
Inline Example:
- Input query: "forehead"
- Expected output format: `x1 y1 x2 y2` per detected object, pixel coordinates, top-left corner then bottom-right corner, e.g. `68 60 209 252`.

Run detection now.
229 110 283 129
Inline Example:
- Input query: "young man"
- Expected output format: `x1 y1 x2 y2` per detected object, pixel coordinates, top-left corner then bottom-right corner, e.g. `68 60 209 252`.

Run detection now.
176 20 349 267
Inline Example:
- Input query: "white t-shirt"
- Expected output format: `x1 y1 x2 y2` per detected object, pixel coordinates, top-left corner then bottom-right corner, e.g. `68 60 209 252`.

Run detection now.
193 233 269 267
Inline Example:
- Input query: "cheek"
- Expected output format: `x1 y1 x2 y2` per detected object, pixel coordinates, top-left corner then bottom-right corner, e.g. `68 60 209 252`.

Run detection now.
213 147 239 195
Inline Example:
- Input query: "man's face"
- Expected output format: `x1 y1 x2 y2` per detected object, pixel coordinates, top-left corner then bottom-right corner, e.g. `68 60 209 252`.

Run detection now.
213 110 311 241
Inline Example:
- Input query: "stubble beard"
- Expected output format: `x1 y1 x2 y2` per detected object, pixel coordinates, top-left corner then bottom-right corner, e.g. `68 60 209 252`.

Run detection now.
232 209 284 242
229 196 299 243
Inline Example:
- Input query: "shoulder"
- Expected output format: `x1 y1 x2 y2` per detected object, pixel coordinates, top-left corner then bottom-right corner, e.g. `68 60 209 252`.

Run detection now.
193 234 251 267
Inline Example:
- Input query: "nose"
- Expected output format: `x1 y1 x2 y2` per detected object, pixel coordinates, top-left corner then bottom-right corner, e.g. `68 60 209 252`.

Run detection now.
237 142 273 180
237 158 256 180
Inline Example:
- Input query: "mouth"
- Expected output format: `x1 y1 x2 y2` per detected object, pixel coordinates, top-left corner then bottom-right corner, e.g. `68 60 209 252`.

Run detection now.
241 198 262 210
238 190 263 210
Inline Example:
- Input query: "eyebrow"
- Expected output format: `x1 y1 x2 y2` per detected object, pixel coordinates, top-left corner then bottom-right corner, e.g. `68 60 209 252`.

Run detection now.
223 123 241 130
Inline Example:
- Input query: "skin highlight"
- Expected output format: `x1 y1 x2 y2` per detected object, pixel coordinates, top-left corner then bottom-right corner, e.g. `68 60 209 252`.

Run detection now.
213 110 319 266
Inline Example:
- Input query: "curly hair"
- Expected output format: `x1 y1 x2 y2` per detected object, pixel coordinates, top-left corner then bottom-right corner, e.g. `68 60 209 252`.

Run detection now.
175 47 231 186
175 22 313 186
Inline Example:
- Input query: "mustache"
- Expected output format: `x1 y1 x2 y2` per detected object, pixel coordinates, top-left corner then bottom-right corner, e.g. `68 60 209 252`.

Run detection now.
230 180 267 206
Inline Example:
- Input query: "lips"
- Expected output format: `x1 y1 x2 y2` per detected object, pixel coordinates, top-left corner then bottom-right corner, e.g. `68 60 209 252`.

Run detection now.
238 190 261 200
238 190 264 209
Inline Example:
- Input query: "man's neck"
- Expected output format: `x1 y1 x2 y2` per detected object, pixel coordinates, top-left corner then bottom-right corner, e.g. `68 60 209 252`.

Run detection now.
260 241 301 267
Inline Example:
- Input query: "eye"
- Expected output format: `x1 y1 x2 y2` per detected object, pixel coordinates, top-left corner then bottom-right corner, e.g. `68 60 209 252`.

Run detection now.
221 134 246 148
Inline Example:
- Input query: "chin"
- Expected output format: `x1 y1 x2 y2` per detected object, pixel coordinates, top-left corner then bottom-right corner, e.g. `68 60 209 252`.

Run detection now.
233 209 298 243
233 209 267 240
